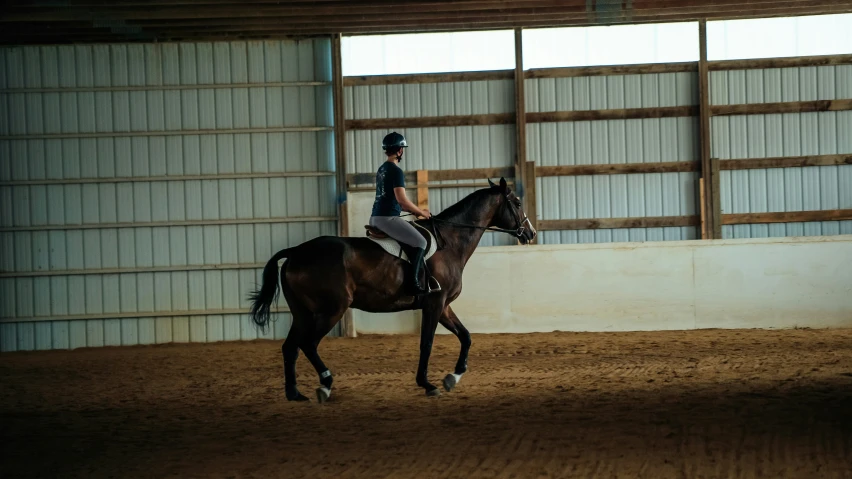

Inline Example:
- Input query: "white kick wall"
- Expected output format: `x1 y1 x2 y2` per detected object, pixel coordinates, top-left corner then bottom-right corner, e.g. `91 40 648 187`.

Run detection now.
349 231 852 335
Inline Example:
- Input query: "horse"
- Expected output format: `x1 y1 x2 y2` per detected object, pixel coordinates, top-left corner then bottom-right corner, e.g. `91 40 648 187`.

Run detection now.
248 177 537 402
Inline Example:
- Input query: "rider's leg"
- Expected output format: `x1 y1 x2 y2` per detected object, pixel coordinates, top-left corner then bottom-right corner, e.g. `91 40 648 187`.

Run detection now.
368 215 429 293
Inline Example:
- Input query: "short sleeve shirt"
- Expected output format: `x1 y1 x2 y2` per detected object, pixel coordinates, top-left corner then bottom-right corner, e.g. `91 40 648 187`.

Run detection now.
371 161 405 216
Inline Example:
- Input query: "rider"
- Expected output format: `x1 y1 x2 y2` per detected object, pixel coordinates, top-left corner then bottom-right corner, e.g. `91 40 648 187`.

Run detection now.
369 131 432 295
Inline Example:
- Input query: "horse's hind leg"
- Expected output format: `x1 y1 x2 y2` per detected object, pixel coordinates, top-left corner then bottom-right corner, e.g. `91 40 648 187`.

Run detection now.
438 305 471 392
301 338 333 403
300 306 348 404
282 324 309 402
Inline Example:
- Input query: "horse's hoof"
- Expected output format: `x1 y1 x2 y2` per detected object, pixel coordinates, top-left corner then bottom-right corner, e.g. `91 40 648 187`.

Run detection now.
425 387 441 397
316 387 331 404
442 374 457 392
286 386 310 402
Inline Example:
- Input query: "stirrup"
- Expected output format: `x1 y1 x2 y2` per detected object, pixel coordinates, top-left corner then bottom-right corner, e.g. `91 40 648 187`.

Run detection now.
427 276 442 293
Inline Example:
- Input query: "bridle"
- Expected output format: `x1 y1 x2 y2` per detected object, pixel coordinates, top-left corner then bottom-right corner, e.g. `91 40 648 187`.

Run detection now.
425 191 534 242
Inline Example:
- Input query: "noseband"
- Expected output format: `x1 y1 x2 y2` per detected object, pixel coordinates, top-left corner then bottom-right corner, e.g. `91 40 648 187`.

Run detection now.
499 193 534 240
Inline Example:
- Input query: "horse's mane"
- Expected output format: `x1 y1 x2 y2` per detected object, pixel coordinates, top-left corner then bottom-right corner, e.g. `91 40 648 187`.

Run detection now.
433 186 497 221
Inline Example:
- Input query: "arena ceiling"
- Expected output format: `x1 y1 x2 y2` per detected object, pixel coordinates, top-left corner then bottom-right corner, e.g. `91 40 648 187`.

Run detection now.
2 0 852 45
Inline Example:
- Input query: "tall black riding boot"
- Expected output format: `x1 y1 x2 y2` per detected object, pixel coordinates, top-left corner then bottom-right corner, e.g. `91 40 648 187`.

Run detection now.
409 247 429 295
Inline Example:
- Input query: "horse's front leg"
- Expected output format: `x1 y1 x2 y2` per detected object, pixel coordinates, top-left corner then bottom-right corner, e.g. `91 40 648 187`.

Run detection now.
438 304 471 392
416 303 442 397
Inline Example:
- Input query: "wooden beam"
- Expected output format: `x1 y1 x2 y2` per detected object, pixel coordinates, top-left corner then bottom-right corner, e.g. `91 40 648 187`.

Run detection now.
347 166 515 187
346 113 514 130
6 2 852 44
416 170 429 212
346 106 698 134
524 161 538 244
722 209 852 225
538 215 700 231
6 1 851 23
332 33 348 240
332 33 355 339
7 0 817 6
349 171 416 186
699 178 708 239
525 61 697 79
708 53 852 71
710 157 722 239
344 70 513 86
514 27 529 241
719 154 852 170
710 99 852 116
537 160 699 177
527 105 697 123
348 180 512 193
429 166 516 182
698 19 718 239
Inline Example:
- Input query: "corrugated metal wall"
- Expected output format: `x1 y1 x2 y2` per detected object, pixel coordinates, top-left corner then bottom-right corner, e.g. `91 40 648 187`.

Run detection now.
344 79 518 246
526 72 701 244
0 39 336 352
710 65 852 238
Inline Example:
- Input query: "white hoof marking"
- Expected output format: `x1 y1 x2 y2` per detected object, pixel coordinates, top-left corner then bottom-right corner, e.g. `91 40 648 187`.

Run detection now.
317 386 331 403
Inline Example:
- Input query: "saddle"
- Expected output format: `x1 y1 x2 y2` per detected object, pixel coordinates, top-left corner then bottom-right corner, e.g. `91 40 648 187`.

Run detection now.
364 225 389 239
363 222 441 293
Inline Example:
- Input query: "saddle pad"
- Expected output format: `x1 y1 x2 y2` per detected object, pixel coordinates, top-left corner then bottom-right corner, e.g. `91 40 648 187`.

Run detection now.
367 222 438 263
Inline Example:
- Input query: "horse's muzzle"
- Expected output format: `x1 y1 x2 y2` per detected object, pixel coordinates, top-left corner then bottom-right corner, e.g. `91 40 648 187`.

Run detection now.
517 217 537 244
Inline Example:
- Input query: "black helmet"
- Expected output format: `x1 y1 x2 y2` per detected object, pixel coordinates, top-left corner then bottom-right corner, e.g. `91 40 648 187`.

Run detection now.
382 131 408 151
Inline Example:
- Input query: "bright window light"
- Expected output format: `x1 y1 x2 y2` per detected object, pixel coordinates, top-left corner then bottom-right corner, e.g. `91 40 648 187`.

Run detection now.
341 30 515 76
522 22 699 69
707 13 852 60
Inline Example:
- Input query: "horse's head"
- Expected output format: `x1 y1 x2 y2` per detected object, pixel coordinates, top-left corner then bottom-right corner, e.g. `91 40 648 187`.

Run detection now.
487 177 537 244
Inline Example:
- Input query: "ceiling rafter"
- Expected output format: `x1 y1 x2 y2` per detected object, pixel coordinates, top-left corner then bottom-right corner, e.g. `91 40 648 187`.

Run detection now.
2 0 851 45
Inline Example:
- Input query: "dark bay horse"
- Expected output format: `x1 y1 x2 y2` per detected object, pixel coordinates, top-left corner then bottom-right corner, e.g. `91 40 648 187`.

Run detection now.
248 177 536 402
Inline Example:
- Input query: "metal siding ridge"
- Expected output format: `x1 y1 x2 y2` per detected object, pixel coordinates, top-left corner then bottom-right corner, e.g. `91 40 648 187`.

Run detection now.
0 171 336 186
0 263 265 278
0 81 330 94
0 126 333 140
1 308 289 324
0 216 337 232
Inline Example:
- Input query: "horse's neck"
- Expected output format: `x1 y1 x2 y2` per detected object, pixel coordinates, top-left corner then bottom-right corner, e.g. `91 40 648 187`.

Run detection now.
437 193 499 264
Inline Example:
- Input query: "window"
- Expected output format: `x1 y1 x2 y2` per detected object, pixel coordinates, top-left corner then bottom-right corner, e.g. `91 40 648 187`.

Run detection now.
707 13 852 60
341 30 515 76
522 22 699 70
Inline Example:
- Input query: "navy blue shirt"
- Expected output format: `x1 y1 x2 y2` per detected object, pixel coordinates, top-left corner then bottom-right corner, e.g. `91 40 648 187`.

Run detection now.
371 161 405 216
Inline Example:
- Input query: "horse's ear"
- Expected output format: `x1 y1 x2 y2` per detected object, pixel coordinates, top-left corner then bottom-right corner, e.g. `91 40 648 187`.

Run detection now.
499 177 508 191
488 178 497 189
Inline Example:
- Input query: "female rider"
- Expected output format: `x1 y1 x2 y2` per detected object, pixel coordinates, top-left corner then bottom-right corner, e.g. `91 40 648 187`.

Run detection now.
368 132 432 294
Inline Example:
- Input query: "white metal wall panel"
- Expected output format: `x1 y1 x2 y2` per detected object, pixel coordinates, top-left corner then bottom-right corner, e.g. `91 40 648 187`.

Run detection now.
710 65 852 239
344 79 517 246
0 39 335 352
526 72 701 244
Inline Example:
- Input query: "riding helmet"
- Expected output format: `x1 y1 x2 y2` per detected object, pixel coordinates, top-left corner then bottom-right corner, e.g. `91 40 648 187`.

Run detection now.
382 131 408 151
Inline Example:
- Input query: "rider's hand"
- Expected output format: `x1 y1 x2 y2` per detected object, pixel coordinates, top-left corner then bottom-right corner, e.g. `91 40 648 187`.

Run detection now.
420 209 432 219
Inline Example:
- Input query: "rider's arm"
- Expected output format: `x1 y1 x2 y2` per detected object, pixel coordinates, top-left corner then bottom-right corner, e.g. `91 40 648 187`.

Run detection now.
394 187 430 218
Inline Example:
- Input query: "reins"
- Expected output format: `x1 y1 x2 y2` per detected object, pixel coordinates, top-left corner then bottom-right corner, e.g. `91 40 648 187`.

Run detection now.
400 190 532 247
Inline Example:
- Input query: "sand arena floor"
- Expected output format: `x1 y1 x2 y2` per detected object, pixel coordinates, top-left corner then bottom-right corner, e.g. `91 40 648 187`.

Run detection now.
2 328 852 478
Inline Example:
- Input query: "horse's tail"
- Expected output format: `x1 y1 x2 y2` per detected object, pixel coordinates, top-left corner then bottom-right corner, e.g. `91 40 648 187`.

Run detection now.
248 248 291 333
